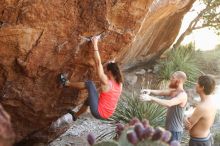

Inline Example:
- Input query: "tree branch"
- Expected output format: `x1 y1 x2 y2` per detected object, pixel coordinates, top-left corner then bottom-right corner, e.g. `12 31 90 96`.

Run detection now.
172 0 220 49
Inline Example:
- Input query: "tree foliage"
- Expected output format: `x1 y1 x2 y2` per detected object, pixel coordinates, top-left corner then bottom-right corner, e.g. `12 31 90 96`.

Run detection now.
200 0 220 33
173 0 220 49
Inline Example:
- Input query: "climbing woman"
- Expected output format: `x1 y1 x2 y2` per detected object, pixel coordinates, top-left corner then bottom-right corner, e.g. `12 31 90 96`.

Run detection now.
60 35 123 120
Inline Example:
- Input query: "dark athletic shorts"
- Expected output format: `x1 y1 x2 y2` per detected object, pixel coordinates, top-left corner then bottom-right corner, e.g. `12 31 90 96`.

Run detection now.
189 134 213 146
170 131 183 142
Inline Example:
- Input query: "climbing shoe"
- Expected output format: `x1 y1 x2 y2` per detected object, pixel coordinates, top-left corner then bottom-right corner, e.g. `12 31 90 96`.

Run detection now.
59 73 69 86
67 109 77 121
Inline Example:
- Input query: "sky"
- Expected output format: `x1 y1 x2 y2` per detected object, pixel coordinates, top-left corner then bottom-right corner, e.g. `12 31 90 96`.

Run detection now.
179 1 220 51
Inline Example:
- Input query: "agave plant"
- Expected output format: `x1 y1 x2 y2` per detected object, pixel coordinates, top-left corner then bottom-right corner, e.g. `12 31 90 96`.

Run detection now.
158 43 201 87
96 91 166 141
111 91 166 127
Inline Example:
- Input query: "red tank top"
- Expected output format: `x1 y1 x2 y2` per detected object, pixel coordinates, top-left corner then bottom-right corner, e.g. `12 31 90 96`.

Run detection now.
98 80 122 119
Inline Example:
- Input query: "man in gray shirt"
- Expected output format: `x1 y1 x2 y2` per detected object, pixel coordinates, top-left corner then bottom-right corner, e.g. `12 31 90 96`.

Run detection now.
140 71 188 142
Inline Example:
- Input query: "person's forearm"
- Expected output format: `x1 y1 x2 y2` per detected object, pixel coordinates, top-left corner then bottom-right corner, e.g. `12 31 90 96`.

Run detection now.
150 90 164 96
91 40 108 84
151 97 171 107
93 44 102 65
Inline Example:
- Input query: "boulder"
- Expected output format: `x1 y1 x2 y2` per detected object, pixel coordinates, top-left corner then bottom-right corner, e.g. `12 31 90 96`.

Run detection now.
135 69 146 75
125 74 138 86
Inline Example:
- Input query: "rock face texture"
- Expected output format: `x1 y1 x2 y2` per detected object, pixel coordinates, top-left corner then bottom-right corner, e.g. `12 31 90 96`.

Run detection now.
0 0 195 144
0 104 15 146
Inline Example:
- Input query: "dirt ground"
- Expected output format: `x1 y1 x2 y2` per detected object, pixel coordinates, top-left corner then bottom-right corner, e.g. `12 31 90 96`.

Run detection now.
48 112 111 146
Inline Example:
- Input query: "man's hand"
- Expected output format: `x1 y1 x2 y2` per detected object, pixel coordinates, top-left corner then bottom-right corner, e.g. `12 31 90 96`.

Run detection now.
140 89 151 95
184 118 192 130
139 89 152 101
139 95 152 102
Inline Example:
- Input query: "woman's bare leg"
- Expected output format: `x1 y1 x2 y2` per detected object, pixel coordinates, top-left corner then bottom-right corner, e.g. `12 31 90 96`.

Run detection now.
75 91 89 117
68 102 89 120
66 81 86 90
67 92 89 120
75 104 89 117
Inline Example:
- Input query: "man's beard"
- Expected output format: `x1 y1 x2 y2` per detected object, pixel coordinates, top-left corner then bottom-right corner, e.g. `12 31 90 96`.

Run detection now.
169 80 179 89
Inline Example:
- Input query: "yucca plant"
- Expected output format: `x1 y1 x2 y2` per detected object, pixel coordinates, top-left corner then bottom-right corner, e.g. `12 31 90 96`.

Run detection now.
111 91 166 126
96 91 166 141
158 43 201 87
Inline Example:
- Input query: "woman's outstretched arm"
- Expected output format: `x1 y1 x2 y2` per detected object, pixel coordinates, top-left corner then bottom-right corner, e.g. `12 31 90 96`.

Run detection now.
91 36 108 85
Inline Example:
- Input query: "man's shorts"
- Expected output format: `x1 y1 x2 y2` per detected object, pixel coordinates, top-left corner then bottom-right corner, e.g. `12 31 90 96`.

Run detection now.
170 131 183 142
189 134 213 146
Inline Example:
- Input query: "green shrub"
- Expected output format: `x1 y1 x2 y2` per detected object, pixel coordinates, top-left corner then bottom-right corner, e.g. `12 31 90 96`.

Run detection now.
158 43 201 87
214 132 220 145
194 48 220 75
